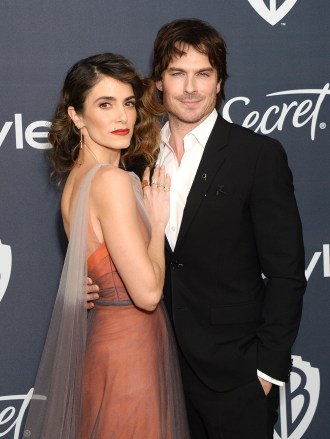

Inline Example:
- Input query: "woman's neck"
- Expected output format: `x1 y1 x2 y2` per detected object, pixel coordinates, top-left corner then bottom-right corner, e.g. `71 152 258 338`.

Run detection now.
76 142 121 168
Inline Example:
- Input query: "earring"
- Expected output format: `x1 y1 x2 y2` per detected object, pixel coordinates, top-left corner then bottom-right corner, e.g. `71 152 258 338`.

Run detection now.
79 128 83 149
74 127 84 167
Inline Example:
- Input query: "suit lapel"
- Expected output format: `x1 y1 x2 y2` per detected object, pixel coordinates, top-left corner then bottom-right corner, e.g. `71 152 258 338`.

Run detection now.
174 116 231 251
165 235 172 253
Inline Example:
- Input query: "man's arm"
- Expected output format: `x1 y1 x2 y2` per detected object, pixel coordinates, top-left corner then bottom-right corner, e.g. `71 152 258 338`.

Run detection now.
86 277 99 309
251 139 307 382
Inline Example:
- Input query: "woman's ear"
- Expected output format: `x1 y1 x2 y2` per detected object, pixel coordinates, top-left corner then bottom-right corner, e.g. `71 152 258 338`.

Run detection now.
68 106 83 129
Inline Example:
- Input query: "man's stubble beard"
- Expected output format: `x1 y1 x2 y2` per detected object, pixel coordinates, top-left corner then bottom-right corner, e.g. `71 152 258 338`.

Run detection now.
167 107 213 126
166 95 217 127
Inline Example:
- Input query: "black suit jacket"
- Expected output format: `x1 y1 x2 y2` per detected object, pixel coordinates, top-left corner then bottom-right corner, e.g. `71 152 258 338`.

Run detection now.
163 115 306 392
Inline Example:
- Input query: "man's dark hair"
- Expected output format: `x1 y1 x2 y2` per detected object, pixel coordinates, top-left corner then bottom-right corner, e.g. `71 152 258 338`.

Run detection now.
152 18 228 108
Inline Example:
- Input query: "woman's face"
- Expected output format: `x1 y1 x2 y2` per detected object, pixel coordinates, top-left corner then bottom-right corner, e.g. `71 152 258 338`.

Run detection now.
77 75 137 153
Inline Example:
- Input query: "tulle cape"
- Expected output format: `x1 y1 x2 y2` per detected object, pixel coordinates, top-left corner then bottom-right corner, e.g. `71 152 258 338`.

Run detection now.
24 165 101 439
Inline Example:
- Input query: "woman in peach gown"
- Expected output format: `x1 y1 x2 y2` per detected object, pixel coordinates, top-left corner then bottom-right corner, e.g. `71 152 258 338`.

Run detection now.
24 53 189 439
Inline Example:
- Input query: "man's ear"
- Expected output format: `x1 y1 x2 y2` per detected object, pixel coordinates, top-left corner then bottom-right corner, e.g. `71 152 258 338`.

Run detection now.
216 79 222 95
155 80 163 92
68 106 83 129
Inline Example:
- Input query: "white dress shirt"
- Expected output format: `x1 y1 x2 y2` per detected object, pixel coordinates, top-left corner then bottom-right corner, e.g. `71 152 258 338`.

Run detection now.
157 109 283 387
157 109 218 250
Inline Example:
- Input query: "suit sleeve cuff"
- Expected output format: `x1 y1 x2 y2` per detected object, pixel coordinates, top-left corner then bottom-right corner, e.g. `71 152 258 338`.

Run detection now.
257 370 284 386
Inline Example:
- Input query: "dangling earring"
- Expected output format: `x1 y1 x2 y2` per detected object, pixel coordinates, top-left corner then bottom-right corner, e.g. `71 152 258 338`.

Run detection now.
74 127 84 167
79 128 83 149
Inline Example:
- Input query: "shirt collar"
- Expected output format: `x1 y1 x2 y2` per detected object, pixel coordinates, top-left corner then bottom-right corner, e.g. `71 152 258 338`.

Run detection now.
160 109 218 150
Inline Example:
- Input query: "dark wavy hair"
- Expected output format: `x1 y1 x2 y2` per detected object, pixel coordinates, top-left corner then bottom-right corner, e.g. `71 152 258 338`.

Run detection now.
152 18 228 109
48 53 162 178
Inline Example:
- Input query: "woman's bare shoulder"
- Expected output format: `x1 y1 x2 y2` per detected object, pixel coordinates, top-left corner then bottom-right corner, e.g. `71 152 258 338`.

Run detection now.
93 165 131 190
91 165 135 207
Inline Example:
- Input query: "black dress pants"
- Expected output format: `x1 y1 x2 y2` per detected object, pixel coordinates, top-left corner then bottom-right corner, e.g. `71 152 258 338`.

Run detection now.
179 353 279 439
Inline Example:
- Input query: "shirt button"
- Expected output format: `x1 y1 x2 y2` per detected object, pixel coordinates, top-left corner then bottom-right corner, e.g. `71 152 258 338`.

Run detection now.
171 226 176 231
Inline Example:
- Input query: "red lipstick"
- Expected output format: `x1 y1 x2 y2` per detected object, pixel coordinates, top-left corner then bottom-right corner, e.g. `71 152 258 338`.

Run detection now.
111 129 130 135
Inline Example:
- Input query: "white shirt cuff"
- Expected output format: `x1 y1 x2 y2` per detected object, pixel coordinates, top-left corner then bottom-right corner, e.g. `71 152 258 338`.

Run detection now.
257 370 284 386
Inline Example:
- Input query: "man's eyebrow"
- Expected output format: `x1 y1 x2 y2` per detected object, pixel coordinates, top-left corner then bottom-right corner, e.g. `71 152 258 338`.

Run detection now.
167 67 214 72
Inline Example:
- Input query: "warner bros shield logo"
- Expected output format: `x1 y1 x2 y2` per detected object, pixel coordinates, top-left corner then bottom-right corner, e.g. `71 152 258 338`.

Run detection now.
274 356 320 439
248 0 298 26
0 239 12 302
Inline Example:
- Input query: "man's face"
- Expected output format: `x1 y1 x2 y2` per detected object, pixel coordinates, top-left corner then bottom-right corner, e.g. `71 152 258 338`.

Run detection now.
156 45 220 128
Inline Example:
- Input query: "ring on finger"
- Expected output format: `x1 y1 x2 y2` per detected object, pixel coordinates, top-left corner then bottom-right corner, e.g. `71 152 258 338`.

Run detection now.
151 180 158 185
163 186 171 192
157 183 165 188
141 180 149 189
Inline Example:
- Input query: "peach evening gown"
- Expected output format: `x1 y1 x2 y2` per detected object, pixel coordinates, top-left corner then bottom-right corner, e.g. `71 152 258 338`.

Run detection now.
24 164 190 439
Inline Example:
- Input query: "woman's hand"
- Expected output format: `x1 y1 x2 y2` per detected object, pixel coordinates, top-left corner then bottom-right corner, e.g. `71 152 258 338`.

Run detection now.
142 165 170 229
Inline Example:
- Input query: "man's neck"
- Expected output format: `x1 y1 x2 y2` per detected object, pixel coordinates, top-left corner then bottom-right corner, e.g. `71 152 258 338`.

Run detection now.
167 118 200 164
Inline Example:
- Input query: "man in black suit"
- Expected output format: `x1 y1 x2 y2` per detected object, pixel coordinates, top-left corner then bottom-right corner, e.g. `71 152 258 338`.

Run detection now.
150 18 306 439
87 18 306 439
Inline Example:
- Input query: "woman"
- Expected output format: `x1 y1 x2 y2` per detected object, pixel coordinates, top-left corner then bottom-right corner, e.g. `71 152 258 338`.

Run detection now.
24 53 189 439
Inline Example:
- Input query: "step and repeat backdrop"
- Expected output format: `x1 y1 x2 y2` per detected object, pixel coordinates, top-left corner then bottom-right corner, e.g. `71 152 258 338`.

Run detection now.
0 1 329 438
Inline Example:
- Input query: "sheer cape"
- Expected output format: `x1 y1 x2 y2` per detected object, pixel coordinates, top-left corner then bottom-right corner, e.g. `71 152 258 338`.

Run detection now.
24 165 101 439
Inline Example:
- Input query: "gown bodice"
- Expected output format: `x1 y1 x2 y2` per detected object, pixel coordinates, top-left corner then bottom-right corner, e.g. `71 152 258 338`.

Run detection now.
88 242 132 304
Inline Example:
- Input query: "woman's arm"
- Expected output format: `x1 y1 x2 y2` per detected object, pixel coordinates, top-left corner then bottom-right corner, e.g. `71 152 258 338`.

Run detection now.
92 166 170 311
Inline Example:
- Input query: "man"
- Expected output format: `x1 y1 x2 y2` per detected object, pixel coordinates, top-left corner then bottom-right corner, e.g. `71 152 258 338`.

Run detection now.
89 18 306 439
